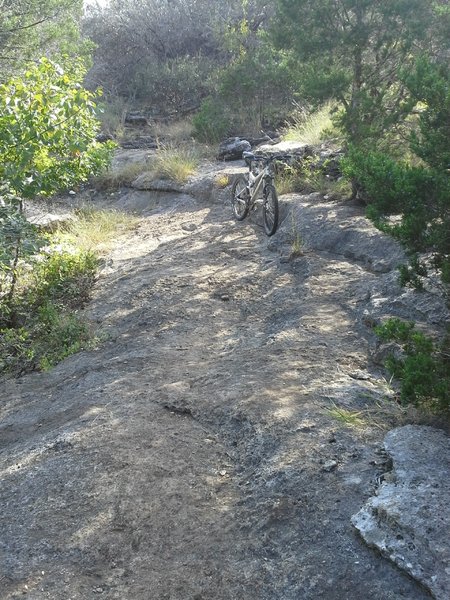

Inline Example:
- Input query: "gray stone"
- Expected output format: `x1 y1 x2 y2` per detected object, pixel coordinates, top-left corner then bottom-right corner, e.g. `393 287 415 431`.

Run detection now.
352 425 450 600
256 140 312 157
24 202 75 232
121 136 157 150
124 114 148 126
218 137 251 161
131 174 184 193
321 460 338 472
278 195 407 273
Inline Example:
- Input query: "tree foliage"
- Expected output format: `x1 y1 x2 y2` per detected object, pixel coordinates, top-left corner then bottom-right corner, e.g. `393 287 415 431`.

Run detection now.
0 0 87 76
0 58 112 198
376 319 450 411
83 0 275 114
0 58 113 313
273 0 437 144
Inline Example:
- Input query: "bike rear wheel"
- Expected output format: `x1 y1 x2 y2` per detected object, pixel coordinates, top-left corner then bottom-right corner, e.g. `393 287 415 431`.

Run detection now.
263 184 279 236
231 175 250 221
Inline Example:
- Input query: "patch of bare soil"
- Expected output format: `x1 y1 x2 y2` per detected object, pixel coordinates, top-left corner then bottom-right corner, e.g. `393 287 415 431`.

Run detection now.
0 169 434 599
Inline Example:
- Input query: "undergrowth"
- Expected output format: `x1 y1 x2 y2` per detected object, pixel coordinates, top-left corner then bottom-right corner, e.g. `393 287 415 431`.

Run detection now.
55 206 139 254
0 208 137 377
150 144 199 183
276 158 351 199
283 101 342 145
375 319 450 413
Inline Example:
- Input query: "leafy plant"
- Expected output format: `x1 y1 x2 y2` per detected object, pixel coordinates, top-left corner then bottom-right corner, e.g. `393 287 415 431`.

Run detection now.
375 319 450 412
193 97 232 143
0 246 98 376
0 203 140 378
0 57 114 316
342 143 450 282
0 57 114 199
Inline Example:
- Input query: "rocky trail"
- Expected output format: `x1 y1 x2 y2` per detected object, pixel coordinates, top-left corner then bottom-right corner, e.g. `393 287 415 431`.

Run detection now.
1 153 449 599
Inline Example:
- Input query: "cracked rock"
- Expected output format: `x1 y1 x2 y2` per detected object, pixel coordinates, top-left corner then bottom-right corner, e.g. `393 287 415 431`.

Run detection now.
352 425 450 600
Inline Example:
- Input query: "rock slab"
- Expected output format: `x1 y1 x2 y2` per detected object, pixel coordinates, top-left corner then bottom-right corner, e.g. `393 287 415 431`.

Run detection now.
352 425 450 600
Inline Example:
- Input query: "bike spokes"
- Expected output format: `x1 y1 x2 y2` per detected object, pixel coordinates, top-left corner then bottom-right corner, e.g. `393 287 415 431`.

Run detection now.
231 175 250 221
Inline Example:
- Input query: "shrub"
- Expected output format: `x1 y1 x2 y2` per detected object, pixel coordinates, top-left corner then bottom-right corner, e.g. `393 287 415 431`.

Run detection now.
193 97 232 143
0 248 98 376
276 156 351 199
375 319 450 412
30 246 98 309
342 147 450 281
0 207 137 377
131 55 215 113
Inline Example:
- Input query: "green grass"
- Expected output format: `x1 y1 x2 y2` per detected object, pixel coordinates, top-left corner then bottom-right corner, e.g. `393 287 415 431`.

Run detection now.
284 101 341 145
325 404 370 428
276 160 352 199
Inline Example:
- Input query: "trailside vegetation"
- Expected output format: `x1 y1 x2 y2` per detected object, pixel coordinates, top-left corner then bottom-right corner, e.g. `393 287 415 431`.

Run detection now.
0 0 89 76
0 58 114 376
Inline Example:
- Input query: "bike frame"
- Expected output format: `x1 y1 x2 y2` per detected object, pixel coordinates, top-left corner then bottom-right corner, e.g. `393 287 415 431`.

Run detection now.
247 161 273 208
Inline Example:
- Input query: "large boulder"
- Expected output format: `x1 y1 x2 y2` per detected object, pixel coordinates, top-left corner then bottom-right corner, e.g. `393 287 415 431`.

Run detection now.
256 140 312 157
218 137 251 161
25 202 75 232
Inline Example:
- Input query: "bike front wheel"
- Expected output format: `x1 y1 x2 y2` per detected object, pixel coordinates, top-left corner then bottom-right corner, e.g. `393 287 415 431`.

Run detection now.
231 175 250 221
263 184 279 236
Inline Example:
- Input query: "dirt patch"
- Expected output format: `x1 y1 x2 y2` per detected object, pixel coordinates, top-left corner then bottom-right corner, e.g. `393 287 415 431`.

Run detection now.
0 166 437 599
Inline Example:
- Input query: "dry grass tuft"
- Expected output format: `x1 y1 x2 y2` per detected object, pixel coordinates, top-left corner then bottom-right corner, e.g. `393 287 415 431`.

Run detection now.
151 144 199 184
284 101 341 145
153 118 194 144
215 174 230 189
93 161 149 191
55 206 140 254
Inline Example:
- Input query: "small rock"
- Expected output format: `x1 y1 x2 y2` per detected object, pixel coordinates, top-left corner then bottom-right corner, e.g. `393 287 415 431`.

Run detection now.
181 223 197 232
220 294 230 302
321 460 338 472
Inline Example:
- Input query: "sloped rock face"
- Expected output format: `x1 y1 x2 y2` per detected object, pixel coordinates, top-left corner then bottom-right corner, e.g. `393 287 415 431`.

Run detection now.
131 174 185 192
352 425 450 600
25 201 76 232
270 194 449 330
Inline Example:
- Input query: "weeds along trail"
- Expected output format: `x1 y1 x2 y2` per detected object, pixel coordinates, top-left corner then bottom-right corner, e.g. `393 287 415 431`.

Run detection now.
0 189 431 600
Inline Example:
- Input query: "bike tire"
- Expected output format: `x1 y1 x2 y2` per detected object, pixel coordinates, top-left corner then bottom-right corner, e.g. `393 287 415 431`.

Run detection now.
263 184 279 236
231 175 250 221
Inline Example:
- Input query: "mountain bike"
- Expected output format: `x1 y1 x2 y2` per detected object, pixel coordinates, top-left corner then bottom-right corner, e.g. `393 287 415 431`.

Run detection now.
231 151 288 236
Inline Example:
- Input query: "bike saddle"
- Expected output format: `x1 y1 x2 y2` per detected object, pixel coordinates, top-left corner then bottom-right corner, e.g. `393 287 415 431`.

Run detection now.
242 151 255 166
